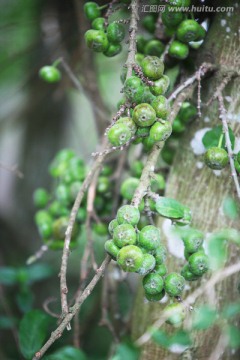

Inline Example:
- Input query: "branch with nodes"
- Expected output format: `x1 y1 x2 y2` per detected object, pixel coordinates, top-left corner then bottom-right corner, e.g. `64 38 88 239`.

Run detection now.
135 261 240 347
217 92 240 199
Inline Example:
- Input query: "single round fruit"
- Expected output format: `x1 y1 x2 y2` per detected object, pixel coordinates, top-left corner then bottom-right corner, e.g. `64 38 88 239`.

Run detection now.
181 264 200 281
144 39 165 57
55 184 71 205
178 102 197 123
181 228 204 253
104 43 122 57
143 273 164 295
151 96 170 120
137 35 147 53
145 289 165 302
149 121 172 142
133 103 156 127
169 40 189 59
84 2 101 21
117 245 144 272
113 224 137 248
204 147 228 170
130 160 144 178
33 188 49 208
162 7 183 28
164 272 185 297
117 205 140 226
137 254 156 276
142 14 156 33
135 53 144 65
37 220 53 238
124 76 144 104
141 86 156 104
154 263 167 276
141 56 164 80
188 252 209 276
149 75 170 96
172 116 186 134
92 17 105 30
161 146 175 165
107 22 125 44
120 177 139 200
107 122 132 146
39 66 61 83
154 244 167 265
53 216 78 240
97 176 110 193
108 219 119 236
48 201 68 218
105 240 120 259
76 208 86 223
177 20 202 43
139 225 161 251
142 136 155 152
84 29 109 52
165 303 186 327
150 174 165 192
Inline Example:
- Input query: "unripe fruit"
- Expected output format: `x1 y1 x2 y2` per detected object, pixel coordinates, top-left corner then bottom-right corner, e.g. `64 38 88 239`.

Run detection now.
107 122 132 146
143 273 164 295
84 30 109 52
181 228 204 253
151 96 170 120
178 102 197 123
38 221 53 238
177 20 202 43
154 263 167 276
135 53 144 65
120 177 139 200
104 43 122 57
149 121 172 142
93 222 108 236
137 254 156 276
33 188 49 208
130 160 144 178
53 216 78 239
107 23 125 44
117 205 140 226
141 56 164 80
141 86 156 104
149 75 170 96
77 208 87 223
144 39 165 57
137 35 147 53
108 219 119 236
84 2 101 21
132 103 156 127
188 252 209 276
169 40 189 60
139 225 161 251
48 201 69 218
154 244 167 265
117 245 144 272
150 174 165 192
124 76 144 104
181 264 200 281
55 184 71 205
69 181 82 202
162 7 183 28
113 224 137 248
165 303 186 327
164 272 185 297
142 15 156 33
105 240 120 259
116 117 137 136
161 146 175 165
97 176 110 193
172 116 186 134
168 0 191 5
145 289 165 302
142 137 155 152
204 147 228 170
39 66 61 83
92 17 105 30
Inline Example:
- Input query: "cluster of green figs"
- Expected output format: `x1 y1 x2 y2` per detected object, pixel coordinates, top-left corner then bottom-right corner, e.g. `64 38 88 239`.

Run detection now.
105 204 209 308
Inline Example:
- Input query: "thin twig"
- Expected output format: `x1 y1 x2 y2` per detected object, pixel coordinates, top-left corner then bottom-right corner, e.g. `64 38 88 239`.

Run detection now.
136 261 240 346
126 0 140 79
218 92 240 199
33 255 111 360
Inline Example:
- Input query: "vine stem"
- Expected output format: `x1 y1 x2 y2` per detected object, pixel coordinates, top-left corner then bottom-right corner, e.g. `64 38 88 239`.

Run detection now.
135 261 240 347
218 92 240 199
32 255 111 360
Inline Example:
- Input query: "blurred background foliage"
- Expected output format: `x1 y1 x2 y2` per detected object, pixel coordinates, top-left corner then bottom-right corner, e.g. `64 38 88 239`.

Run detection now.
0 0 134 359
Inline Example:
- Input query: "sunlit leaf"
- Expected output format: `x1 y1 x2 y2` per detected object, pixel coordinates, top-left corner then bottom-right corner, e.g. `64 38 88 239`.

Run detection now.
44 346 86 360
155 197 187 219
202 125 235 149
223 197 239 220
192 305 218 330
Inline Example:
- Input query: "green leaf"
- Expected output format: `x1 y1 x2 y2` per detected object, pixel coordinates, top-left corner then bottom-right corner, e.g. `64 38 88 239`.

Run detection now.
170 330 192 347
155 197 187 219
202 125 235 150
26 264 53 284
111 342 140 360
212 229 240 246
207 234 228 270
222 302 240 319
16 288 34 313
192 305 218 330
152 330 171 348
0 267 18 285
0 316 17 329
44 346 86 360
225 325 240 349
223 197 239 220
19 310 52 359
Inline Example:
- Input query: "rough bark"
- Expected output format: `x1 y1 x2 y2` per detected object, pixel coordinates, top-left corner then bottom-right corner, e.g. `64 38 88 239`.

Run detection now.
132 4 240 360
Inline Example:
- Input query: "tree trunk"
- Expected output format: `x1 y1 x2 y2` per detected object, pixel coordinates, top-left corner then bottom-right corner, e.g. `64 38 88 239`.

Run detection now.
132 4 240 359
